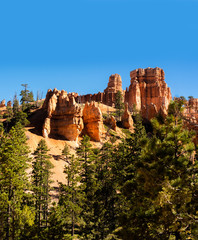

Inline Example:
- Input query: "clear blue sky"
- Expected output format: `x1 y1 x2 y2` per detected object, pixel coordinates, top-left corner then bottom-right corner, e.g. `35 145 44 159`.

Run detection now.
0 0 197 103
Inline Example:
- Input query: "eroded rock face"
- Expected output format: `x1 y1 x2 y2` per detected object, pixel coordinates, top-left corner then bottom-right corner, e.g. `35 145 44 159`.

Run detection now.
125 67 172 119
76 74 123 107
104 116 117 131
104 74 123 106
104 74 122 94
121 103 134 130
0 99 6 107
42 89 83 141
7 101 12 107
42 117 51 138
184 98 198 144
83 101 104 142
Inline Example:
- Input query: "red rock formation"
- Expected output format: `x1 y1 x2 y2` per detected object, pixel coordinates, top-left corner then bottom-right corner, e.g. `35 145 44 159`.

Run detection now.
7 101 12 107
42 89 83 141
104 74 123 106
121 103 134 130
125 67 172 119
83 101 104 142
104 116 117 131
76 74 123 106
184 98 198 144
0 99 6 107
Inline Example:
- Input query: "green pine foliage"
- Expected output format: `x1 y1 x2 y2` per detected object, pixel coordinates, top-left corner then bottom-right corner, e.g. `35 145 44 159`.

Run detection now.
20 84 35 112
32 139 53 235
115 90 124 120
0 123 34 239
76 135 97 239
0 98 198 239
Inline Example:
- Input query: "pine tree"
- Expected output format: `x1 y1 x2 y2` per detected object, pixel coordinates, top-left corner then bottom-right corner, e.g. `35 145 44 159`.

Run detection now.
115 90 124 120
20 84 34 112
48 147 83 239
32 139 53 235
62 143 71 163
93 142 119 240
59 154 82 237
116 102 198 239
0 123 34 239
114 114 148 239
13 94 19 115
76 135 97 239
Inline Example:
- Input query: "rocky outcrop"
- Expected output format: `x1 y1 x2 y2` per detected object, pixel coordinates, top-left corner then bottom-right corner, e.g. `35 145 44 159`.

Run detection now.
77 68 171 120
0 99 6 107
121 103 134 130
83 101 104 142
184 98 198 144
104 116 117 131
42 118 51 138
125 67 172 119
42 89 83 141
76 74 123 107
41 67 173 142
7 101 12 107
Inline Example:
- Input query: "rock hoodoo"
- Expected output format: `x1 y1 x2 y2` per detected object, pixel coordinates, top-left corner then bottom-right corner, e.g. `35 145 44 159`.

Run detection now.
121 103 134 130
7 101 12 107
41 67 173 142
83 101 104 142
104 116 117 131
0 99 6 107
184 98 198 144
77 68 171 120
42 89 83 141
103 74 123 106
76 74 123 107
125 67 172 119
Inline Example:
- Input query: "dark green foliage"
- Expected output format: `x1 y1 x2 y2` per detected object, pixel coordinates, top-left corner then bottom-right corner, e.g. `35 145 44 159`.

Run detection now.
32 139 53 235
115 90 124 120
115 103 198 239
3 110 30 132
13 94 19 115
62 143 71 163
0 98 198 239
20 84 35 112
76 135 97 239
0 123 34 239
93 142 119 240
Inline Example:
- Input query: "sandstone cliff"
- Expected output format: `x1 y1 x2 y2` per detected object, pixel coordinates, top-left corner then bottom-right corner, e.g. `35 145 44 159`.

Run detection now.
77 68 171 120
83 101 104 142
76 73 123 107
125 67 172 120
0 99 6 107
121 103 134 130
184 98 198 144
42 89 83 141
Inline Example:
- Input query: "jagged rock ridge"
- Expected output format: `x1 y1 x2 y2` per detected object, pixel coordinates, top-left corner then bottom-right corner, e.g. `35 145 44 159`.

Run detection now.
125 67 172 119
42 89 104 142
41 67 172 142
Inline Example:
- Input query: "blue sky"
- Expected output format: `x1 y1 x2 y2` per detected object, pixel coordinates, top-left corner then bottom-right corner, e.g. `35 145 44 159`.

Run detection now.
0 0 197 102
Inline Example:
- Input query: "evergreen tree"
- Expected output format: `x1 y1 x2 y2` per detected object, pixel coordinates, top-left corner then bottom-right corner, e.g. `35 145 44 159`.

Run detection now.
93 142 119 240
62 143 71 163
48 146 83 239
20 84 34 112
13 94 19 115
116 102 198 239
76 135 97 239
32 139 53 236
114 114 148 239
59 155 83 238
0 123 34 239
115 90 124 120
